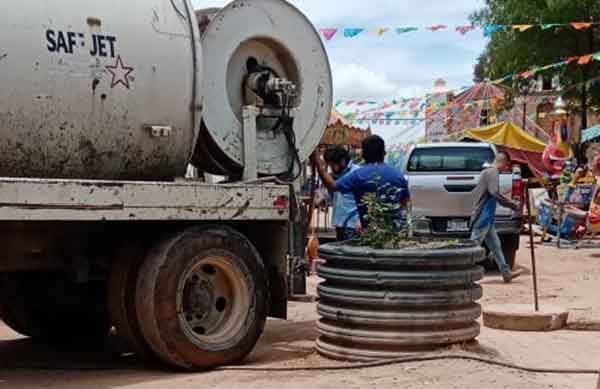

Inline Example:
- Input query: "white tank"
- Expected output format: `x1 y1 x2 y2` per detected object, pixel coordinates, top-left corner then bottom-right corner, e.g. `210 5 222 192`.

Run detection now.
0 0 331 180
0 0 202 180
193 0 333 177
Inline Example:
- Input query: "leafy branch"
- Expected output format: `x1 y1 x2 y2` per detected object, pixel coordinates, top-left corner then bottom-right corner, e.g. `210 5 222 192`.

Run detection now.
355 192 459 250
356 193 409 249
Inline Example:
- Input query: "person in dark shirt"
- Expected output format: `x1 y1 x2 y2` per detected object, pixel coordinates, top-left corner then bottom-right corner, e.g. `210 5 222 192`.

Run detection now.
471 151 521 283
311 135 410 231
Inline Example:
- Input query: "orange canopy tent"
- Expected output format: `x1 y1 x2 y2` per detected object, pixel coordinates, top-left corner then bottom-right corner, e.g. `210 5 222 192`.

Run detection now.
461 122 547 177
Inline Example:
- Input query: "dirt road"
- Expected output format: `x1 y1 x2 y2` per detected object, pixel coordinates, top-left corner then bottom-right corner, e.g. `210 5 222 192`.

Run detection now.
1 238 599 388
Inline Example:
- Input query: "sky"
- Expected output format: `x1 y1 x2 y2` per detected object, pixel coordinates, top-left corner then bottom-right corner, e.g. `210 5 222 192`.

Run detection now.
193 0 489 141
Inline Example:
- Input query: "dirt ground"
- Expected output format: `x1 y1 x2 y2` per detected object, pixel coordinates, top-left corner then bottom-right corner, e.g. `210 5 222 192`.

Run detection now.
1 237 599 389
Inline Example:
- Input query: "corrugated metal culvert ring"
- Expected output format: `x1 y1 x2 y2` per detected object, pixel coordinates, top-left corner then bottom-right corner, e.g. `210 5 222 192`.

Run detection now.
316 240 485 362
317 265 485 288
317 302 483 327
318 240 485 268
317 319 482 347
317 283 483 307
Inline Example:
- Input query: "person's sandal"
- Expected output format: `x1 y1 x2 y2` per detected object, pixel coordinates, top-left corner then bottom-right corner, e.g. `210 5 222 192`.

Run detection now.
502 271 522 284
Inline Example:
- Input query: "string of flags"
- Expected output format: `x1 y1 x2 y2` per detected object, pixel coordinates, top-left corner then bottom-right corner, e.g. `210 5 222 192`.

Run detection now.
335 97 430 112
335 97 428 127
349 116 426 127
422 73 600 118
492 51 600 84
335 85 483 118
335 72 600 128
424 74 600 120
335 50 600 124
319 21 598 41
341 109 427 123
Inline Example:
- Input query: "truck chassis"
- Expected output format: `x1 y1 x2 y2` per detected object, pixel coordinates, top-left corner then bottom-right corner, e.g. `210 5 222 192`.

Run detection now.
0 177 292 370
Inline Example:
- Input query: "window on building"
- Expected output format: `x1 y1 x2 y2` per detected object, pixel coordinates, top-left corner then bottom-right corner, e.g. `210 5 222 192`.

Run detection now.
536 75 554 92
480 109 490 126
542 77 553 91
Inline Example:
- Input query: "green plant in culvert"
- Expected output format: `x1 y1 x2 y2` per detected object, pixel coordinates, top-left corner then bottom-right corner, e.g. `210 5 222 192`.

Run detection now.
356 192 459 250
357 193 409 249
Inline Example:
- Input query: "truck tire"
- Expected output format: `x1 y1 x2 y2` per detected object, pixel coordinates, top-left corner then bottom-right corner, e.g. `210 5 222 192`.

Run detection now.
0 272 109 341
108 243 156 361
0 281 36 337
135 226 269 370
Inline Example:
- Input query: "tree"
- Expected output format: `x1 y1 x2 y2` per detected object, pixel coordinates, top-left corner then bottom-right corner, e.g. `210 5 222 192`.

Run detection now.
471 0 600 141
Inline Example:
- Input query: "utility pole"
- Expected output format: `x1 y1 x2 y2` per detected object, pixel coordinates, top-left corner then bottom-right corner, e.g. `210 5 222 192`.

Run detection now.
522 95 528 130
578 12 596 161
518 82 531 135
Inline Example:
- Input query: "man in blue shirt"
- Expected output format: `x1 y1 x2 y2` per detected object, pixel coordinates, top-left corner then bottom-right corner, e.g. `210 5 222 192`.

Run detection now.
312 135 410 230
470 151 521 283
322 147 361 241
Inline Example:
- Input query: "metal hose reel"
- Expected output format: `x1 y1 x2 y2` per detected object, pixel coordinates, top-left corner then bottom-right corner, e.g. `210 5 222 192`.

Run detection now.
192 0 332 178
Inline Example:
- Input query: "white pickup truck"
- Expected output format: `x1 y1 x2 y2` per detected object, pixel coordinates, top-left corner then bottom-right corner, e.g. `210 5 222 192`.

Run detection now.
404 143 523 268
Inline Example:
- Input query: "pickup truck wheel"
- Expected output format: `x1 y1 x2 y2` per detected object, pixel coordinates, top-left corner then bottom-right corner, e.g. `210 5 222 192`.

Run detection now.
0 272 109 341
136 226 269 370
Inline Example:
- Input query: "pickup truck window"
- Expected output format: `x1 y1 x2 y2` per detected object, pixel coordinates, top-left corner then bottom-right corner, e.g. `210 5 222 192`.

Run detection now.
408 147 495 172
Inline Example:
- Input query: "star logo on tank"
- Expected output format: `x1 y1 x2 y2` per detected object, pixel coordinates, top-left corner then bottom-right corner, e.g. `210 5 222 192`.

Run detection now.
105 55 134 89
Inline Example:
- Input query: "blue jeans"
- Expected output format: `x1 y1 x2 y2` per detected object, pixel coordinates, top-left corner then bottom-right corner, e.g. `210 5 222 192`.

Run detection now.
471 223 511 275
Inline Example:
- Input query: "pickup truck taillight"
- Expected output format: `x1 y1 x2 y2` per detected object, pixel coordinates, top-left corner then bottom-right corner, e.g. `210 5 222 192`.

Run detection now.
511 166 523 204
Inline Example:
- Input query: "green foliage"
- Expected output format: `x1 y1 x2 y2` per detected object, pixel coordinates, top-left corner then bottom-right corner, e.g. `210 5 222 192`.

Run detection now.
471 0 600 124
357 193 408 249
355 193 460 250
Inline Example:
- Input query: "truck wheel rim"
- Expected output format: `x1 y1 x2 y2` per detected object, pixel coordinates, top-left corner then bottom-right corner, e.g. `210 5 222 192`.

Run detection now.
176 255 250 347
